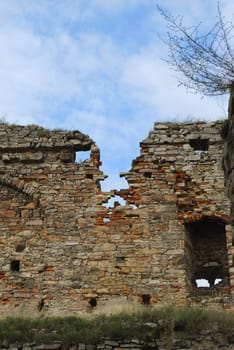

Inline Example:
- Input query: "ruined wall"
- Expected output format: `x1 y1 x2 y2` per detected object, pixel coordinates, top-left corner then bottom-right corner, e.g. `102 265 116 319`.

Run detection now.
1 330 234 350
0 121 233 317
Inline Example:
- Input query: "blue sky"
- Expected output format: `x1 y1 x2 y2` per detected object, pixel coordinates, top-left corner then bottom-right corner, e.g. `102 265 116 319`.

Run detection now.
0 0 233 190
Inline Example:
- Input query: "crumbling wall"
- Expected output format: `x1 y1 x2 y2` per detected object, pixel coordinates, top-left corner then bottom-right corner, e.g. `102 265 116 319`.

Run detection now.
0 121 232 317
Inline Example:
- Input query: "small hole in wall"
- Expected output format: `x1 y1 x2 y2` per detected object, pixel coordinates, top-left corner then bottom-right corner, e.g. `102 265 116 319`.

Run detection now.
102 195 126 208
103 217 110 223
86 174 93 179
116 256 125 262
11 260 20 272
15 244 25 252
141 294 151 305
143 172 152 178
89 297 97 307
189 139 209 153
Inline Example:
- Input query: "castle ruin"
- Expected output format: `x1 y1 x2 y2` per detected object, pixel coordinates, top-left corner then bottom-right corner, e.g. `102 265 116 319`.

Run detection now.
0 121 233 317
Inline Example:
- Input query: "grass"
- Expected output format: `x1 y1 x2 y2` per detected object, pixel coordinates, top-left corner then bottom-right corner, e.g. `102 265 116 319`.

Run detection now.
0 307 233 345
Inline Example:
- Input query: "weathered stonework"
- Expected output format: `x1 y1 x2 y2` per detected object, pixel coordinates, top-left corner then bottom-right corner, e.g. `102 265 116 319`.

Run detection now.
0 121 233 317
1 330 234 350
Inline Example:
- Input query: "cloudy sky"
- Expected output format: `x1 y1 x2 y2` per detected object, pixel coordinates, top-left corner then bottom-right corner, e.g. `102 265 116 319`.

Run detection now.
0 0 233 190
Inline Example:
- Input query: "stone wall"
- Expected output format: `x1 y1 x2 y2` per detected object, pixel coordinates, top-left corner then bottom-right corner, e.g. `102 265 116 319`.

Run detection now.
0 121 233 317
1 331 234 350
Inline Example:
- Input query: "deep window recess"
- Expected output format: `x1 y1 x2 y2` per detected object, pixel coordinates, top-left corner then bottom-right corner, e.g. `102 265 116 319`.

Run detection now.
11 260 20 272
189 139 209 153
184 217 230 295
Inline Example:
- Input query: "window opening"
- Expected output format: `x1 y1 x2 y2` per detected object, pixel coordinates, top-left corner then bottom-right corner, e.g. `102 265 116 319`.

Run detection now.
86 174 93 179
184 217 230 295
189 138 209 154
75 150 90 163
11 260 20 272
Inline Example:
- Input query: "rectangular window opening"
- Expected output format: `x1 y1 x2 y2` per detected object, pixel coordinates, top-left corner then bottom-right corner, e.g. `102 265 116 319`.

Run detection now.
189 138 209 153
75 151 91 164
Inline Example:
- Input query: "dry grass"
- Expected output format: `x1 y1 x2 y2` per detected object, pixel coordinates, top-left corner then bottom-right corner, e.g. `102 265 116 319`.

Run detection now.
0 306 233 345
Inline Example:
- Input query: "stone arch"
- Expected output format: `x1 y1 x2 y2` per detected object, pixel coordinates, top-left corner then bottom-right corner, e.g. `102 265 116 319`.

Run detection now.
0 175 40 201
0 175 44 250
0 177 46 309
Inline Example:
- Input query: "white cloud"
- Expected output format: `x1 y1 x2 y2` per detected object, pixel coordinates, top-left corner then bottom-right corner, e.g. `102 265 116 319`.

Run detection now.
120 44 227 122
0 0 231 190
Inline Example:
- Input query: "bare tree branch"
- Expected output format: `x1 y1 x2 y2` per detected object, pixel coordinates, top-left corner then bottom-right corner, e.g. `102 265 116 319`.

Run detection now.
157 3 234 96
